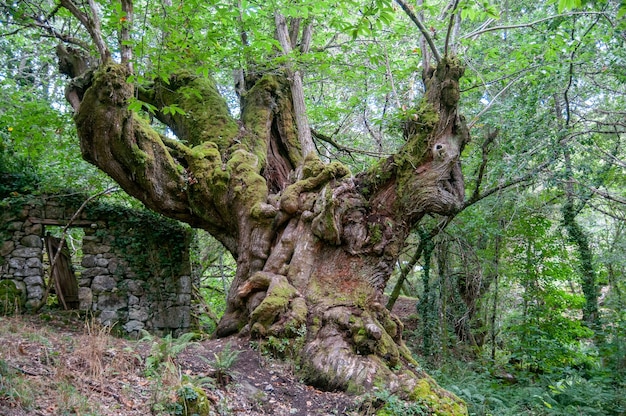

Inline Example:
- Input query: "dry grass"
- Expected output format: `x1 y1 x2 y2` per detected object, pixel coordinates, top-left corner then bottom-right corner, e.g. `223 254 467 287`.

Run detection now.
0 312 361 416
0 313 150 415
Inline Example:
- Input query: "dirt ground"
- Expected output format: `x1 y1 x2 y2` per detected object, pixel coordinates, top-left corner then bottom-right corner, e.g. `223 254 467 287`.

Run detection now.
0 297 419 415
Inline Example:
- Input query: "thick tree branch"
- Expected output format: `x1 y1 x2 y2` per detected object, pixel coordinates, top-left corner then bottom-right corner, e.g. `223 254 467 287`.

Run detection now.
120 0 133 72
288 17 301 49
394 0 441 63
443 0 460 56
469 127 498 203
275 12 316 159
59 0 110 62
300 21 313 53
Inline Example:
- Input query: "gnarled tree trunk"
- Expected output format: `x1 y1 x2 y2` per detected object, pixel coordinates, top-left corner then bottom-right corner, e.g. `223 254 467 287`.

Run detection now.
61 50 468 411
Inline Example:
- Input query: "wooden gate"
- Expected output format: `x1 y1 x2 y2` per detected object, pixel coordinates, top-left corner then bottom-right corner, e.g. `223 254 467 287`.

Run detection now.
44 234 80 309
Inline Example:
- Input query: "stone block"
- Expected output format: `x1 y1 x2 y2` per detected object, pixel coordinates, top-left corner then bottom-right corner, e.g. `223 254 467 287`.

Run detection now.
12 247 41 258
178 275 192 294
81 267 109 279
92 275 117 293
128 295 139 306
26 257 42 268
98 310 119 325
126 280 145 295
152 306 190 329
107 259 122 274
24 275 44 286
8 257 25 270
14 267 42 277
28 207 42 218
27 284 44 300
0 241 14 257
97 293 127 311
129 307 149 321
79 277 92 287
82 241 111 255
81 255 98 268
24 223 42 235
123 320 145 333
6 222 23 232
78 287 92 310
20 235 42 248
95 257 109 268
176 294 191 305
45 206 64 218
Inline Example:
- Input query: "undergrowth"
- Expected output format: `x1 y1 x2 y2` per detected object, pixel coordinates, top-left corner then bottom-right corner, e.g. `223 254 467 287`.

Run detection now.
0 315 241 416
428 358 625 416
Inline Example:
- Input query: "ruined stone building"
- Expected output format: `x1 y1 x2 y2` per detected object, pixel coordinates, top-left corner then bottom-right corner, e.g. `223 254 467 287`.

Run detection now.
1 194 195 335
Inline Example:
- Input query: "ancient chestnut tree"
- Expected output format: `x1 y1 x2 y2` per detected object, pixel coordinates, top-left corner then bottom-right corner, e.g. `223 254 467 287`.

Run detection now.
39 0 469 410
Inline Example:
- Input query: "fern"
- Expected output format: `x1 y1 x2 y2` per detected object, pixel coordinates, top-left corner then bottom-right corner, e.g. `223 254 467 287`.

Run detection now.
201 342 241 386
140 330 198 376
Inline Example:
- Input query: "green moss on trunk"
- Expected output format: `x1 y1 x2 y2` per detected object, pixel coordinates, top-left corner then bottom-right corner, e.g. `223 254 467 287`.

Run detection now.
152 71 239 149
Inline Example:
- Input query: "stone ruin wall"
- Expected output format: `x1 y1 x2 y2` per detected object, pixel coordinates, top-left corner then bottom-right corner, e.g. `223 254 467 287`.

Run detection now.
0 195 196 336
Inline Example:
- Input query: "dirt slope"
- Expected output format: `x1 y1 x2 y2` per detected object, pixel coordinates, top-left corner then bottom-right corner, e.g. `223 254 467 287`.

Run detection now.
0 313 360 415
0 298 418 415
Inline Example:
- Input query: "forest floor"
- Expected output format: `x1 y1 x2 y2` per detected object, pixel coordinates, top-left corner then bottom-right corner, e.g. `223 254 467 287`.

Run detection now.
0 298 419 416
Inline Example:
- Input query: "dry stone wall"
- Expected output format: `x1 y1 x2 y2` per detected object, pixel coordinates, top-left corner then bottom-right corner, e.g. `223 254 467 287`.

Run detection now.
0 194 196 336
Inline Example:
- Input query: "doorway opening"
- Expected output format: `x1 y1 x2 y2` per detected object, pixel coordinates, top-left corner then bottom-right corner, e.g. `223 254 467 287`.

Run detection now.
42 226 84 310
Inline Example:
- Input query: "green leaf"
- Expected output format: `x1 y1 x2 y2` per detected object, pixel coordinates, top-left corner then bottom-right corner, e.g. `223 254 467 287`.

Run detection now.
162 104 186 116
128 98 157 114
558 0 582 12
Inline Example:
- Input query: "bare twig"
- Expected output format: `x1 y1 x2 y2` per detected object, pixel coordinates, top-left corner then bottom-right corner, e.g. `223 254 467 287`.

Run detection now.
311 129 390 158
468 74 524 129
462 11 610 39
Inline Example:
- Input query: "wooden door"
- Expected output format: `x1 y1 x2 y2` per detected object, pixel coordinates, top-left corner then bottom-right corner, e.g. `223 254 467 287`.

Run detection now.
44 234 80 310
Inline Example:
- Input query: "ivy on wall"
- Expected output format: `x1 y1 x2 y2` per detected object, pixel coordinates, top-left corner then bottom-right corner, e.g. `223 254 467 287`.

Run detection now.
86 202 191 285
1 193 192 292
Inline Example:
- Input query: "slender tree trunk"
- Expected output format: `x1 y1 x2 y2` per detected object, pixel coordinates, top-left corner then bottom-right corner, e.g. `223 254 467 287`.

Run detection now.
386 241 424 310
490 226 501 362
562 146 599 328
417 231 436 358
562 200 599 327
